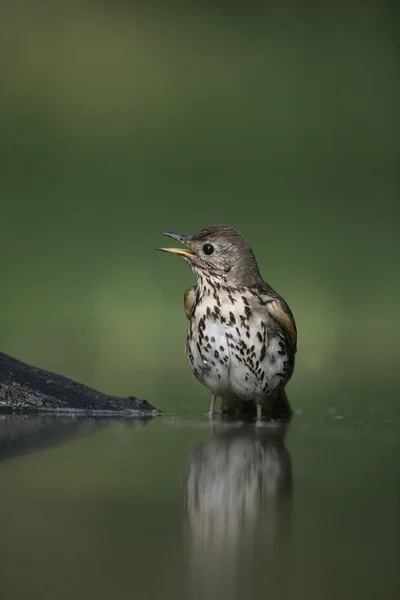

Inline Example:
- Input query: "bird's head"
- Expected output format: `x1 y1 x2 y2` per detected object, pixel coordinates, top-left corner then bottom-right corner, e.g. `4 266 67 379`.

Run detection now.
157 225 262 287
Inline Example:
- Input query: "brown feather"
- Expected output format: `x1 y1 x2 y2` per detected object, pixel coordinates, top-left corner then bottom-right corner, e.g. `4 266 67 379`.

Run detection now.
184 285 197 320
267 299 297 354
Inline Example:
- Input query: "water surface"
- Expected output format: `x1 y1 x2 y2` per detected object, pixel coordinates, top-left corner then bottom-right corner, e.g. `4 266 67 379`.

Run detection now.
0 410 398 600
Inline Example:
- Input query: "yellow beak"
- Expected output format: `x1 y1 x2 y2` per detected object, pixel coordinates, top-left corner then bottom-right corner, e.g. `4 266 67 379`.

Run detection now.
157 231 196 258
157 247 196 258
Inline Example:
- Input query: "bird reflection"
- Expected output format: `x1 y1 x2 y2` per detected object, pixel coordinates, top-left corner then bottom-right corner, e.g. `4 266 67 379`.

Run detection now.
184 420 293 599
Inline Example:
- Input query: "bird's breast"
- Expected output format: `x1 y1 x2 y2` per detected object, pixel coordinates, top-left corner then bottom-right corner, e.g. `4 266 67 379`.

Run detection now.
186 290 291 399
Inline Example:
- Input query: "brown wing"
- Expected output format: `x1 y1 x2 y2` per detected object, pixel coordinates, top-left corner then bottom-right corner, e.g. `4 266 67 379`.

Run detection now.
266 298 297 355
257 282 297 356
184 285 197 320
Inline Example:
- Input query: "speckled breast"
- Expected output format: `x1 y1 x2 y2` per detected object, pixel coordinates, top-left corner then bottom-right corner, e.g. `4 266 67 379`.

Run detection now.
185 286 290 401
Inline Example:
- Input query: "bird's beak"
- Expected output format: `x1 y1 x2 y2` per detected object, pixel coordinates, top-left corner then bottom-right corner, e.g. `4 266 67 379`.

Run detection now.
157 232 196 258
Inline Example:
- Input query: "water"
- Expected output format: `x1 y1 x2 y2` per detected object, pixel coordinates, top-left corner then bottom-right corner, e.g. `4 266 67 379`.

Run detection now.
0 411 398 600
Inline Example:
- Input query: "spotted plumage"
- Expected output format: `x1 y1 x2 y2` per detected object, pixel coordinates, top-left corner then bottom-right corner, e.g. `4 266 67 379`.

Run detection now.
158 225 297 419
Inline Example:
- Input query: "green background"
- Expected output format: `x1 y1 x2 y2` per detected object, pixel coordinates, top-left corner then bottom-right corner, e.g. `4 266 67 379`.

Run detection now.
0 5 399 599
1 0 398 417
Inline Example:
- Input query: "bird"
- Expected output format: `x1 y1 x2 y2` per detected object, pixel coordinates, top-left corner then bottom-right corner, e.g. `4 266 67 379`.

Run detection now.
157 225 297 420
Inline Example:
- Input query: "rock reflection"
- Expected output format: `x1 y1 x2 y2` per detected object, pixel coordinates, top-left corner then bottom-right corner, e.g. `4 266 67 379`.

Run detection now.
184 421 292 599
0 414 151 462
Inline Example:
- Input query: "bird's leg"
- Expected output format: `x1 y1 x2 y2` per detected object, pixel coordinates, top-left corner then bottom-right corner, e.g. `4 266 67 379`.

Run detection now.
208 394 217 416
256 403 263 420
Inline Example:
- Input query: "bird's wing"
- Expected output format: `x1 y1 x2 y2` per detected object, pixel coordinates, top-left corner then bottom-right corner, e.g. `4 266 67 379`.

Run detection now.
258 287 297 354
184 285 197 320
266 299 297 354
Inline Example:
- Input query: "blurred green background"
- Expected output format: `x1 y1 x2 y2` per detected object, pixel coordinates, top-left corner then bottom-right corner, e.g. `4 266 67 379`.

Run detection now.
0 0 398 416
0 6 399 599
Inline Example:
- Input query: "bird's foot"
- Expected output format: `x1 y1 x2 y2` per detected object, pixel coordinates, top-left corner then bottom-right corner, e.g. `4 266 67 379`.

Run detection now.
208 394 217 416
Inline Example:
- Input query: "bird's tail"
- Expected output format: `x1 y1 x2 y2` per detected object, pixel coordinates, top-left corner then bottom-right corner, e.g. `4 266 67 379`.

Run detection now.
270 387 293 421
220 388 292 420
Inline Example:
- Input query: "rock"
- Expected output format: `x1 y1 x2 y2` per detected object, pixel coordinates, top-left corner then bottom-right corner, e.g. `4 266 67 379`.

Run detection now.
0 351 158 415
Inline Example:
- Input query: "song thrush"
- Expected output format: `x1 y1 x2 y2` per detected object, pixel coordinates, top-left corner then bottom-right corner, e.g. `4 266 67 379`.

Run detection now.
158 225 297 419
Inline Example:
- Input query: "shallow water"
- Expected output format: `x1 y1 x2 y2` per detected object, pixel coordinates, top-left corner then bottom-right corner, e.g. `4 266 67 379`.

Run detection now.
0 410 398 600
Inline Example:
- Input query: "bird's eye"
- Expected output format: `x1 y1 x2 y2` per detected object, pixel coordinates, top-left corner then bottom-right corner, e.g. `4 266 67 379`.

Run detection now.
202 243 214 256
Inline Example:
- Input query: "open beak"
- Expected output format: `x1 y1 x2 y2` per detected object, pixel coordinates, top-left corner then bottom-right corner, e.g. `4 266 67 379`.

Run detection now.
157 232 196 258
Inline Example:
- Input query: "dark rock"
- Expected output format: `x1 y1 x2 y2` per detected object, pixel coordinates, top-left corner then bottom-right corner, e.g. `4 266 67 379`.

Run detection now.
0 351 158 415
